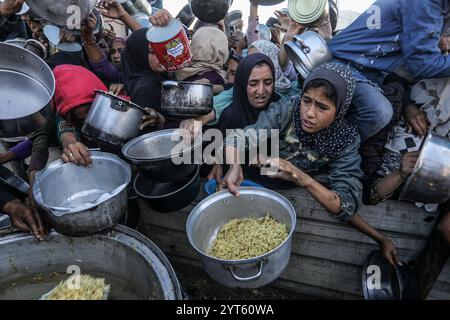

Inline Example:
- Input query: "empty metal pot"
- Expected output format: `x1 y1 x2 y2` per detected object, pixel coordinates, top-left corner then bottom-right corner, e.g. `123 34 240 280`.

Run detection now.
186 187 297 289
25 0 96 26
0 225 183 300
161 81 214 117
189 0 232 24
32 151 131 237
117 0 154 16
122 129 202 182
399 133 450 204
0 43 54 138
81 90 148 149
134 165 200 213
284 31 332 79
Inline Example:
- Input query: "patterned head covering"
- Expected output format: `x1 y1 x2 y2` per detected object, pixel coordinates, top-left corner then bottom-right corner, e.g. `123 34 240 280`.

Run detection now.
250 40 292 94
293 62 359 159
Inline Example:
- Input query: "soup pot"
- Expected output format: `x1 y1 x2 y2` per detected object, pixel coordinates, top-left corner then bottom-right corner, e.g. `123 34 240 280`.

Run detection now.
399 132 450 204
189 0 232 24
0 225 183 300
161 81 214 117
0 43 54 138
81 90 149 150
284 30 332 79
186 187 297 289
32 151 131 237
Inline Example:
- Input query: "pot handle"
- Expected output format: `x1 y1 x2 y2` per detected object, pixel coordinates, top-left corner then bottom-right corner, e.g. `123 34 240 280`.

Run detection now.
228 260 265 282
297 38 311 54
162 81 185 91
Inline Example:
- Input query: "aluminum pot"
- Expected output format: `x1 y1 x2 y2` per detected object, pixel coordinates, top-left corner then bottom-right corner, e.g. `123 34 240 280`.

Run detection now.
284 30 332 79
189 0 233 24
0 225 183 300
118 0 154 16
399 133 450 204
32 151 131 237
176 4 195 28
0 43 54 138
186 187 297 289
81 90 149 150
122 129 202 182
134 165 200 213
161 81 214 117
25 0 96 26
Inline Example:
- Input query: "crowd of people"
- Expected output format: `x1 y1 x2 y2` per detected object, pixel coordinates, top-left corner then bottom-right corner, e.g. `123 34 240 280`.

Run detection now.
1 0 450 298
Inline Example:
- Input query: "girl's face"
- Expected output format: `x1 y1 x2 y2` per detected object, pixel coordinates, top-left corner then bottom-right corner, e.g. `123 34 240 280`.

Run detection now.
246 64 274 109
148 48 165 73
111 42 125 65
300 87 337 133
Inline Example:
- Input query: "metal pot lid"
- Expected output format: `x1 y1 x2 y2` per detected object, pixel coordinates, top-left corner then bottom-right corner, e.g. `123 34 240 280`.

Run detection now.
258 0 285 6
225 10 243 26
25 0 97 27
362 250 404 300
288 0 328 25
134 166 199 199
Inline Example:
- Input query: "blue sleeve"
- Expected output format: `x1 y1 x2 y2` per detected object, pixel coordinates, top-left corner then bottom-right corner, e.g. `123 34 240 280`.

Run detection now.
89 55 124 84
401 0 450 78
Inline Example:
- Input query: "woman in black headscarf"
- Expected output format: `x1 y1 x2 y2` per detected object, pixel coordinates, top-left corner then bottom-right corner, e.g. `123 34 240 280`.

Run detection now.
219 62 402 266
121 28 166 130
217 53 280 133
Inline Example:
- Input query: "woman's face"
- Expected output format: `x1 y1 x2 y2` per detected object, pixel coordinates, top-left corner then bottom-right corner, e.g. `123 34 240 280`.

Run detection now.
226 58 239 84
246 64 274 109
300 87 337 133
148 48 165 73
111 42 125 65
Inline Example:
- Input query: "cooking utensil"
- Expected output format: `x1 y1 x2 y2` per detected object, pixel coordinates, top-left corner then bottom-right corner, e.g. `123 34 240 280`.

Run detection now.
176 4 195 28
0 43 54 138
226 10 243 27
117 0 153 16
0 225 183 300
256 24 272 42
81 90 149 150
288 0 329 25
284 30 332 79
399 132 450 204
24 0 96 27
0 166 29 197
134 165 200 213
258 0 285 6
161 81 214 117
189 0 232 24
186 187 296 289
32 151 131 237
205 179 264 195
122 129 202 183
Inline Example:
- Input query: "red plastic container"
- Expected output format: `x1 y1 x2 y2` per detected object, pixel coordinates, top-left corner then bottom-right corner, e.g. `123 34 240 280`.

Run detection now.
146 19 193 71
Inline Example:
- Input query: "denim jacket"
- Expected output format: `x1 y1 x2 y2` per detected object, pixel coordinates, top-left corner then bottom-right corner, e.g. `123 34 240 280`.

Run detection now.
329 0 450 81
224 96 363 221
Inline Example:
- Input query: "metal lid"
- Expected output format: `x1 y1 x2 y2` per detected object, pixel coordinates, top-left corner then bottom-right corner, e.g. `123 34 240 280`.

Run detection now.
288 0 328 25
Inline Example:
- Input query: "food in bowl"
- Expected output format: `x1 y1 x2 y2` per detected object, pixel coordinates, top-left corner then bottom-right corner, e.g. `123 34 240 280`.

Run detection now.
41 274 110 300
208 215 288 260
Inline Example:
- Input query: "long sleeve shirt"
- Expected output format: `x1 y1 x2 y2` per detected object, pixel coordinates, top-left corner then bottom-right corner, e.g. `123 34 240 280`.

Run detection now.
89 55 124 84
329 0 450 80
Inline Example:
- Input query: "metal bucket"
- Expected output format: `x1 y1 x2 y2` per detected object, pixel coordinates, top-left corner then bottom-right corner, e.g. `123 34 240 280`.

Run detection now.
186 187 296 289
32 151 131 237
0 43 54 138
399 133 450 204
0 225 183 300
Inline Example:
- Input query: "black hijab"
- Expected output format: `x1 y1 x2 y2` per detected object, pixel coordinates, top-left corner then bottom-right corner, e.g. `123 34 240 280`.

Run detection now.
121 28 165 113
218 53 279 132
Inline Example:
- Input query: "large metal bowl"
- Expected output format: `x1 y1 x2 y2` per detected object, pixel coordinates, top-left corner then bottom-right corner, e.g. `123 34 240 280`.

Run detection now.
0 43 54 138
284 31 332 79
25 0 96 26
32 151 131 236
122 129 202 182
186 187 297 289
399 133 450 204
0 225 183 300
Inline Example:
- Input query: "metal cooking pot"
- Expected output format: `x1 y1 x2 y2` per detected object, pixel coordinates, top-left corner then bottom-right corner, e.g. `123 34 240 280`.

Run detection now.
118 0 153 16
82 90 149 150
176 4 195 28
399 133 450 204
186 187 297 289
25 0 96 27
134 165 200 213
0 225 183 300
32 151 131 237
0 43 54 138
189 0 233 24
0 165 29 198
258 0 285 5
122 129 202 182
284 30 332 79
161 81 214 117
